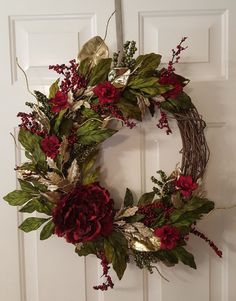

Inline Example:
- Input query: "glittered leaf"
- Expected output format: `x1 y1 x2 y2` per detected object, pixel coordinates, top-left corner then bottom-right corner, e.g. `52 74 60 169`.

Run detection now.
78 36 109 66
19 217 50 233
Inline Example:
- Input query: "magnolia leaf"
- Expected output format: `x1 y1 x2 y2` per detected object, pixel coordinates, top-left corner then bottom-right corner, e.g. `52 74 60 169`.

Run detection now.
49 78 59 99
4 190 33 206
138 191 155 205
89 58 112 86
124 188 134 207
19 217 50 233
79 57 92 77
172 247 196 269
78 36 109 66
78 128 117 145
67 159 80 184
134 53 161 76
117 99 142 121
137 95 150 119
40 220 55 240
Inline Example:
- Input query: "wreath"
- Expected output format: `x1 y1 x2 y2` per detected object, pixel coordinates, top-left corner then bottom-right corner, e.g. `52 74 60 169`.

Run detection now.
4 35 222 290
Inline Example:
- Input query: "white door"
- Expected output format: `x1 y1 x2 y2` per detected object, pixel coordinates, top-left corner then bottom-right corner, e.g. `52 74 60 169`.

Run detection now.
1 1 236 301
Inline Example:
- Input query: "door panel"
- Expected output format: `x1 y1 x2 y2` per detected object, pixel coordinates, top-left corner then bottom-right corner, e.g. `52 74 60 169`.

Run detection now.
121 0 236 300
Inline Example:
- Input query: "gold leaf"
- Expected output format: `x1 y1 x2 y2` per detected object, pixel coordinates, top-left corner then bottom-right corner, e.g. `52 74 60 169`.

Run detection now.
42 191 61 203
67 159 80 185
137 95 150 119
171 193 183 208
116 206 139 219
47 172 63 185
77 36 109 66
110 68 131 87
59 136 70 164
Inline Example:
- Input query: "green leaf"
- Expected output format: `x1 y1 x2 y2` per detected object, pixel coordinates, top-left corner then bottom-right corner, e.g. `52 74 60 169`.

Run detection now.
49 78 59 99
81 108 100 119
104 239 115 263
79 57 92 77
3 190 33 206
19 217 50 233
160 92 193 113
75 241 98 256
126 213 145 223
81 150 100 185
134 53 161 76
124 188 134 207
77 120 101 136
117 99 142 121
172 247 196 269
89 58 112 86
78 128 117 145
107 231 128 280
18 179 38 194
128 77 157 89
18 129 47 170
53 109 67 134
19 198 53 215
170 197 214 227
138 191 155 205
40 220 55 240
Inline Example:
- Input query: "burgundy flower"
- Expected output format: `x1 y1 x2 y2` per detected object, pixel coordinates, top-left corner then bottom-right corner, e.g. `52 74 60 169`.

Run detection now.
52 183 114 244
154 225 180 250
93 81 120 104
41 135 60 159
175 175 198 198
50 91 69 112
159 71 186 99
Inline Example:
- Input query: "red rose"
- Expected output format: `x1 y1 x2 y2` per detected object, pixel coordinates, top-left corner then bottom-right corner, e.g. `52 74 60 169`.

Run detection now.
50 91 69 112
154 225 180 250
175 175 198 198
159 71 186 99
41 135 60 159
52 183 114 244
93 81 120 104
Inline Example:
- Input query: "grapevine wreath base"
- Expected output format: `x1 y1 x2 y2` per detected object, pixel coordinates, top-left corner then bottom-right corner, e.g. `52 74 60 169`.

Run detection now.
4 36 222 290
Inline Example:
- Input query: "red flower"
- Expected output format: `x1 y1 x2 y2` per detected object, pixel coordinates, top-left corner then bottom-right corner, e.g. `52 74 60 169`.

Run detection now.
159 71 186 99
41 135 60 159
93 81 120 104
50 91 69 112
52 183 114 244
154 225 180 250
175 175 198 197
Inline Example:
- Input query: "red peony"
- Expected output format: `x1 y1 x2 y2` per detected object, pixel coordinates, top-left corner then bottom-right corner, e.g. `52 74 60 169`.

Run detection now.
175 175 198 197
154 225 180 250
159 71 186 99
52 183 114 244
93 81 120 104
41 135 60 159
50 91 69 112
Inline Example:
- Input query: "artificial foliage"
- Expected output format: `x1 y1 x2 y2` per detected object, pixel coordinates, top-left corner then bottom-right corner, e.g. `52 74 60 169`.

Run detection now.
3 35 222 290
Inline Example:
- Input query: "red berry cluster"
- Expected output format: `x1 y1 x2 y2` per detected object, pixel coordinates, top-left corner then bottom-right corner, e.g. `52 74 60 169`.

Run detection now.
190 227 223 258
93 251 114 291
167 37 188 73
91 104 136 129
17 112 46 136
156 110 172 135
138 202 173 227
49 59 87 94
